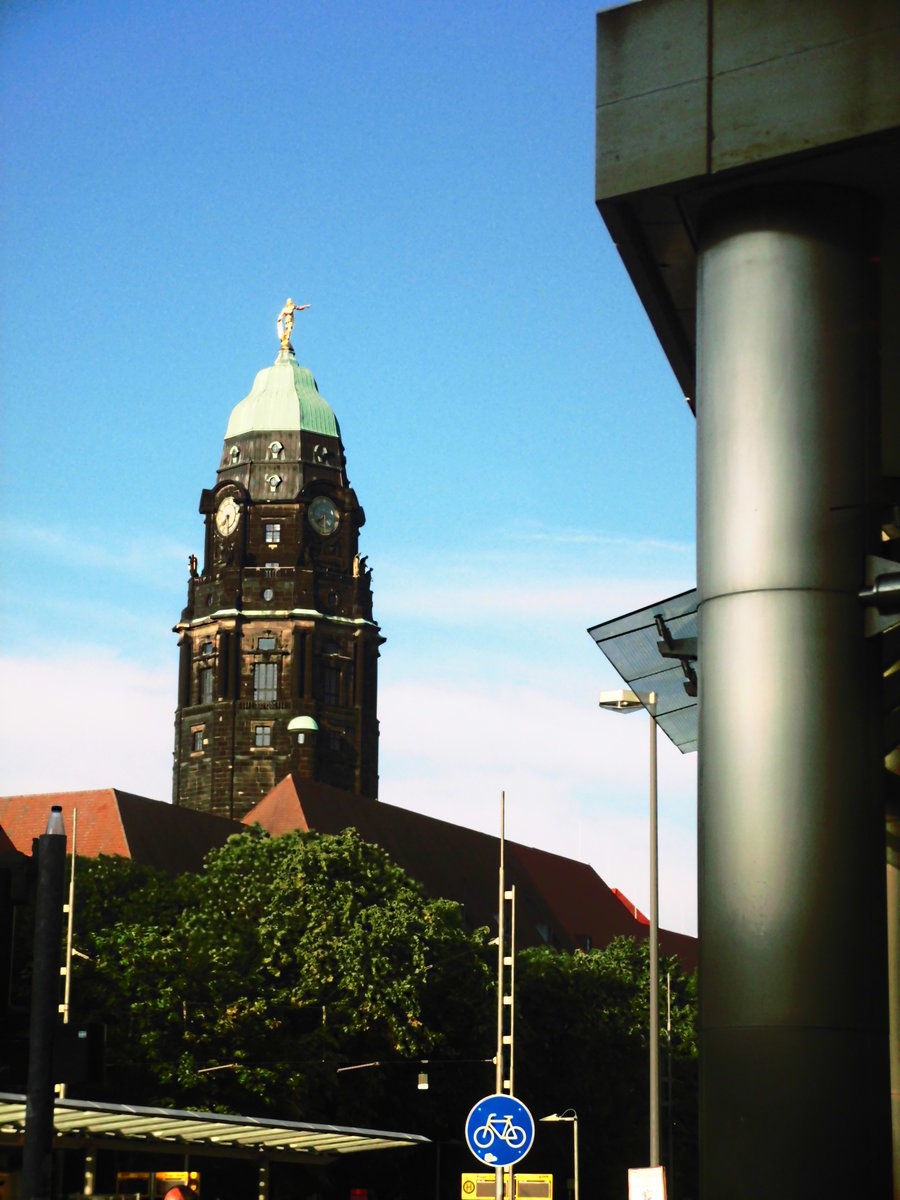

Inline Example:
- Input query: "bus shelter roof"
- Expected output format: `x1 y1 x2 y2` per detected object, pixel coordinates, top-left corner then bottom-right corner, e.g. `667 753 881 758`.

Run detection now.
0 1093 429 1163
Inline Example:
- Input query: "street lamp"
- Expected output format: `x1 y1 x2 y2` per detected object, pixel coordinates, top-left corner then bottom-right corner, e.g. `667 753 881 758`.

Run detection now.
598 688 660 1168
540 1110 579 1200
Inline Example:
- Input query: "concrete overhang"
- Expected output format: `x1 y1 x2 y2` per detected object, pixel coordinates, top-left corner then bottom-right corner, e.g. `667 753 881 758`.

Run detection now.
595 0 900 409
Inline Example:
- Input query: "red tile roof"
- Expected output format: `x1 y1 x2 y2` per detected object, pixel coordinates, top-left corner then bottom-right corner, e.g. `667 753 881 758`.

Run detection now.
0 781 696 969
243 775 697 969
0 790 243 875
0 791 129 858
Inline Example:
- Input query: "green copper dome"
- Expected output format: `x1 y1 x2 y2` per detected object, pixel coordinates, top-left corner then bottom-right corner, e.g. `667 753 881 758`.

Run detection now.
225 348 340 439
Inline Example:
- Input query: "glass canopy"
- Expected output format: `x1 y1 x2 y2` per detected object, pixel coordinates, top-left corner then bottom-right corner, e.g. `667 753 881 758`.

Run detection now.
588 588 699 753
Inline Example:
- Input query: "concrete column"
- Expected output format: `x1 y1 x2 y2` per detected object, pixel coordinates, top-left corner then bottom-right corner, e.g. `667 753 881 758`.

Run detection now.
696 186 891 1196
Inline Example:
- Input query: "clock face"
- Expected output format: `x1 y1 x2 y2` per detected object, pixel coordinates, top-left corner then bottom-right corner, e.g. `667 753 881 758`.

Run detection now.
215 495 241 537
308 495 340 537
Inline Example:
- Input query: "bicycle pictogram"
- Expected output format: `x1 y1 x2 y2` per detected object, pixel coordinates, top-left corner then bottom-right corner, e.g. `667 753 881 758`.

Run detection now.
473 1113 528 1150
465 1093 534 1167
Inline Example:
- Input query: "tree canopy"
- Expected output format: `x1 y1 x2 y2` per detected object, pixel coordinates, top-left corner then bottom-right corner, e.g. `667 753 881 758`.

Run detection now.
64 827 698 1196
515 938 698 1198
71 827 493 1125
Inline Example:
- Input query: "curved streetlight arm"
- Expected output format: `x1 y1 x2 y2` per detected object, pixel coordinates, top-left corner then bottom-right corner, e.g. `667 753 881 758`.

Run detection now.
539 1111 579 1200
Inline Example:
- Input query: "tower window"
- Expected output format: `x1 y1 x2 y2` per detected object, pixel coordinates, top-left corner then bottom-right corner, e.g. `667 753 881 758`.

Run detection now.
322 642 341 706
199 666 214 704
257 635 276 651
201 641 215 656
254 724 272 747
191 728 204 752
253 661 278 701
265 523 281 544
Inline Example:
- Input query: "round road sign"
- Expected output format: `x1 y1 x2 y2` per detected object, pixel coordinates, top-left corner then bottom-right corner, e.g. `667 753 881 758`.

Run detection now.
465 1094 534 1168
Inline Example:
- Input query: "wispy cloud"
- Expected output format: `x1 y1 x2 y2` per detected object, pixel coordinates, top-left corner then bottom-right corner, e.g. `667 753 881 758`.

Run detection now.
0 527 699 935
375 532 694 630
0 649 174 801
378 674 697 934
2 519 190 584
505 521 695 557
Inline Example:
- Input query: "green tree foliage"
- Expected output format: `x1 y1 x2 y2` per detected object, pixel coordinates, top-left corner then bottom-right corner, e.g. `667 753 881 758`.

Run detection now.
515 938 697 1200
68 836 698 1196
70 828 493 1126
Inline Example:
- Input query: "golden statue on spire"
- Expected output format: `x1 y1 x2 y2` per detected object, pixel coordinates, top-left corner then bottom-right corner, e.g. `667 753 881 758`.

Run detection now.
277 297 310 351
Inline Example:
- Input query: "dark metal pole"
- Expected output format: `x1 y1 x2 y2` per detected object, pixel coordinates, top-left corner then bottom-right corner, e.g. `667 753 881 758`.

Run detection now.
22 806 67 1200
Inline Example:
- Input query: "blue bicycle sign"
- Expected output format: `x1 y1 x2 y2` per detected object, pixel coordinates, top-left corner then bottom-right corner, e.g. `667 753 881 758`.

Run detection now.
465 1094 534 1167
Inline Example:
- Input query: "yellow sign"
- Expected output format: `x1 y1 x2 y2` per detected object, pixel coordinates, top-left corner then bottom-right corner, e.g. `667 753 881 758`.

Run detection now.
461 1174 552 1200
115 1170 200 1199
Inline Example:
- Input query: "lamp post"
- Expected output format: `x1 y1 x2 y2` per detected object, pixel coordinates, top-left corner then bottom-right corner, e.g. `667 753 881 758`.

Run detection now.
540 1110 579 1200
598 688 660 1168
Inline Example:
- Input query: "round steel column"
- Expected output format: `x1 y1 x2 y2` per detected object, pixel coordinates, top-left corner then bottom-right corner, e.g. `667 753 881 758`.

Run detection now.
696 188 891 1196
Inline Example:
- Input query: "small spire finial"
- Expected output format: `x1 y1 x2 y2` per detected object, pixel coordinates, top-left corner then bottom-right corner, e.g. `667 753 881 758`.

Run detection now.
277 297 310 352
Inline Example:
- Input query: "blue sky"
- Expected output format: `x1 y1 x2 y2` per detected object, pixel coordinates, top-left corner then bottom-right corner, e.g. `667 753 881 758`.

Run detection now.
0 0 698 934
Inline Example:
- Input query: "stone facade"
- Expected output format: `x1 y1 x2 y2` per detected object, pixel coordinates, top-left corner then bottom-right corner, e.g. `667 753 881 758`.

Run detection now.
172 348 382 818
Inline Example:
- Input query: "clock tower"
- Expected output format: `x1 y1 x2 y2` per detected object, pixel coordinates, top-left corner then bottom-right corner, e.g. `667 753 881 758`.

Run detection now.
173 303 382 819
